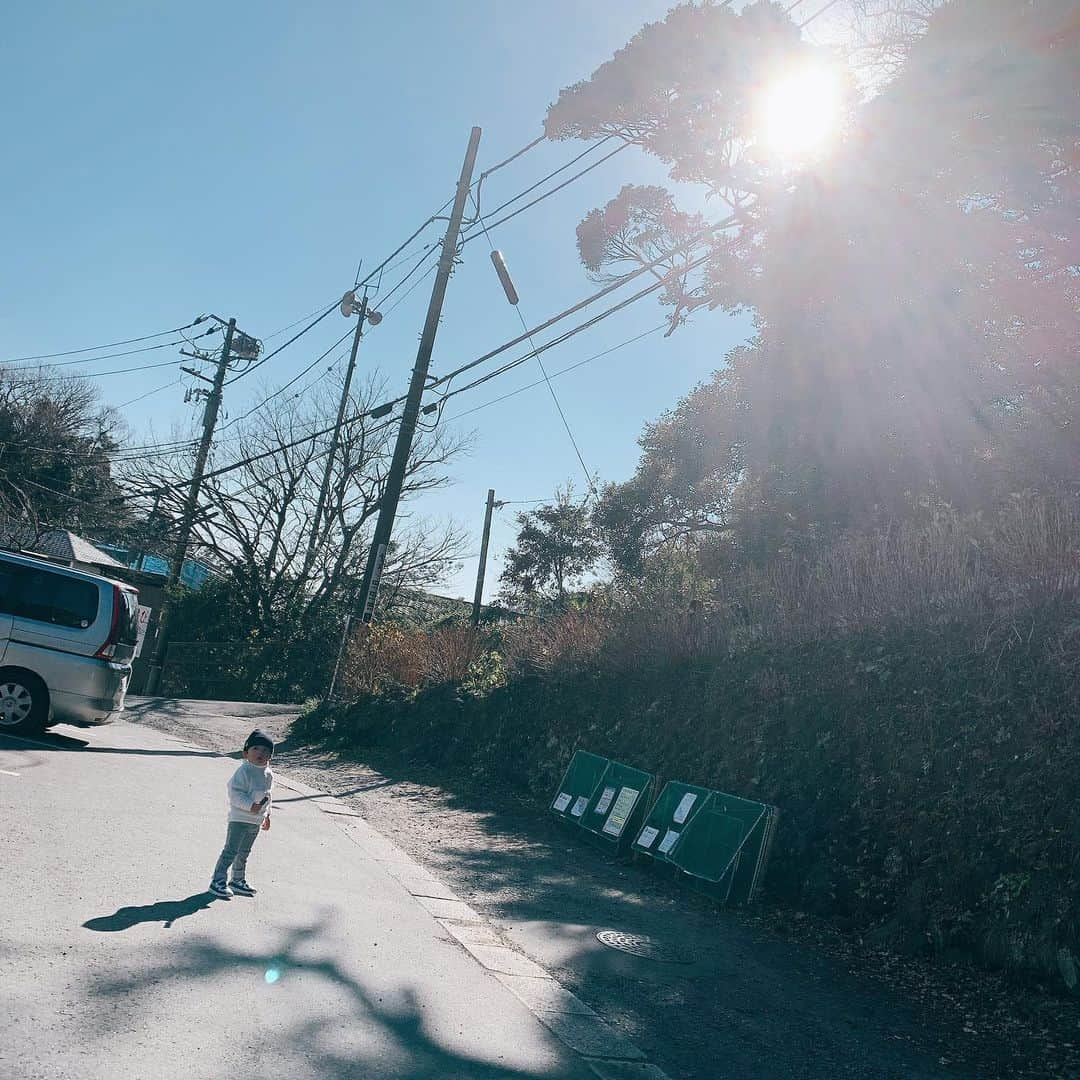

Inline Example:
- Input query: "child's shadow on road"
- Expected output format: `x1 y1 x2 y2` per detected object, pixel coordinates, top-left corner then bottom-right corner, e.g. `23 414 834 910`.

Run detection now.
83 893 220 931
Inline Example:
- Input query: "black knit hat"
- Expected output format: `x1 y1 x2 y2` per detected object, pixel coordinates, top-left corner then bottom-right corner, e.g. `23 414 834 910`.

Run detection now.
243 729 274 754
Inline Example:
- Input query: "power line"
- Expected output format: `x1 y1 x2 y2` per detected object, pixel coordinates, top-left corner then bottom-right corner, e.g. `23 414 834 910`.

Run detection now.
798 0 844 29
224 300 338 386
372 246 440 310
29 356 182 382
476 133 546 180
462 140 632 245
381 263 439 319
2 318 205 365
19 431 201 459
3 334 207 371
436 269 695 413
470 135 617 227
263 302 342 341
114 379 183 410
471 197 597 496
220 327 355 430
113 223 720 507
445 324 666 422
430 220 720 393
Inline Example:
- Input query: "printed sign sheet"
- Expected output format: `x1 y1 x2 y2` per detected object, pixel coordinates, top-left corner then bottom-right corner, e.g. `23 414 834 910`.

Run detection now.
602 787 640 837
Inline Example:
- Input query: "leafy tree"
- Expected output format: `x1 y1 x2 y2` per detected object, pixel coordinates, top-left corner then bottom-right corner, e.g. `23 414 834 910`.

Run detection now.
0 368 132 538
499 489 602 609
555 0 1078 562
594 366 744 573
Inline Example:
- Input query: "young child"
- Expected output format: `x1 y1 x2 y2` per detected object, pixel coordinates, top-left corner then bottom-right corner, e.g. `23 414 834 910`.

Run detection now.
209 729 274 899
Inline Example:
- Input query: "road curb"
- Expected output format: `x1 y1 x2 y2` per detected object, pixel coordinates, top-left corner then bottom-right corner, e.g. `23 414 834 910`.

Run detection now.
273 771 673 1079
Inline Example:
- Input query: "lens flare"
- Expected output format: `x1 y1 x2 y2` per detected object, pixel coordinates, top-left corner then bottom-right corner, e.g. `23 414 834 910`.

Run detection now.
756 64 844 158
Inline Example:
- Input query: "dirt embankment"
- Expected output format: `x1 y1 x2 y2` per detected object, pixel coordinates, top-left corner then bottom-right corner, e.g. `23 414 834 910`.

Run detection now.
299 601 1080 995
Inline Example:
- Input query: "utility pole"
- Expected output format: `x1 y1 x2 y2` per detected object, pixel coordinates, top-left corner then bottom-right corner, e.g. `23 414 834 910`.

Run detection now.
144 319 237 695
354 125 482 625
471 488 500 627
304 289 372 570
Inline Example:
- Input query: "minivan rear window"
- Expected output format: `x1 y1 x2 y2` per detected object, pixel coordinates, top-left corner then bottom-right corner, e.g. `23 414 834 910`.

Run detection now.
0 561 100 629
117 588 140 645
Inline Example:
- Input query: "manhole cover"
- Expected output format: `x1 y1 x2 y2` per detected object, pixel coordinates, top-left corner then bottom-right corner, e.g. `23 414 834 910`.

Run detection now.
595 930 693 964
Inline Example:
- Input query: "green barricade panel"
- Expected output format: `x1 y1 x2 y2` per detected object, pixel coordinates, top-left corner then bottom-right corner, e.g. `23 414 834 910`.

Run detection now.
579 759 653 852
550 750 610 824
631 781 713 863
670 790 778 904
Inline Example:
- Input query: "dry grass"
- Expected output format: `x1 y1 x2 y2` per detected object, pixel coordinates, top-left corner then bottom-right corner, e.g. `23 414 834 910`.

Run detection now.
336 494 1079 698
508 495 1080 676
337 622 483 698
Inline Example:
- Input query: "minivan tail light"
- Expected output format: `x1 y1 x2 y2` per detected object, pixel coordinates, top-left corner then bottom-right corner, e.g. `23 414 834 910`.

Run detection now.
95 585 122 660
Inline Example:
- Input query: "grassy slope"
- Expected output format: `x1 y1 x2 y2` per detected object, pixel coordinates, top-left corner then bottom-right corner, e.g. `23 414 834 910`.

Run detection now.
299 600 1080 989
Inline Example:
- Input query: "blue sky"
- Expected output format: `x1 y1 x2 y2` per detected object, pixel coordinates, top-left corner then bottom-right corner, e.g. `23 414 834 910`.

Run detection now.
1 1 755 599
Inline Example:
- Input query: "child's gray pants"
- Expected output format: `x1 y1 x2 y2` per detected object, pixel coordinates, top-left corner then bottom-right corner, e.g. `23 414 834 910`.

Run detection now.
212 822 260 884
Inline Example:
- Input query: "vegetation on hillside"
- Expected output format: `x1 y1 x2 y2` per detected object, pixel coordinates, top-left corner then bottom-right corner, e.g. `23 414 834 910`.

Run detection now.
313 0 1080 991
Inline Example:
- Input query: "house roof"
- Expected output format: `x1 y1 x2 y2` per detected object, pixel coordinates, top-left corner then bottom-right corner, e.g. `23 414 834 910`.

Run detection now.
0 526 125 569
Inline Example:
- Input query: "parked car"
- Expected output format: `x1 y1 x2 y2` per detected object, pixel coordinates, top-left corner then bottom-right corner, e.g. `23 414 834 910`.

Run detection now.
0 550 138 734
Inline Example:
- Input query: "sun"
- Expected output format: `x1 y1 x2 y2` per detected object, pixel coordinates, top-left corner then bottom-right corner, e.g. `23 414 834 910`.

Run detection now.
755 64 845 159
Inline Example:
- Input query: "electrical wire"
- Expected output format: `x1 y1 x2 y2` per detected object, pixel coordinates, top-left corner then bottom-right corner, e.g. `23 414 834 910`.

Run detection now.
445 324 666 423
29 356 183 382
471 197 598 496
120 411 403 506
430 220 720 393
109 219 722 507
2 318 205 365
114 378 183 410
470 135 617 228
476 133 546 180
462 140 632 246
372 246 440 311
3 334 210 371
798 0 844 29
220 327 355 430
264 302 342 341
436 268 697 413
224 300 339 386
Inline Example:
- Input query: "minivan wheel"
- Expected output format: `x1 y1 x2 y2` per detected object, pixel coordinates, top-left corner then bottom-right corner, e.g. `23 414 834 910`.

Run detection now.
0 671 48 735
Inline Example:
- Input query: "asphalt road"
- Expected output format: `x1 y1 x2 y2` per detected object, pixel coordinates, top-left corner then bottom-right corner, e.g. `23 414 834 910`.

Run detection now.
0 718 631 1080
116 699 994 1080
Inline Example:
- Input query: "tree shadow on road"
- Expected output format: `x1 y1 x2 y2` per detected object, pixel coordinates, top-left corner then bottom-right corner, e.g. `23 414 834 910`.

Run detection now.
276 741 992 1080
83 893 221 931
83 916 589 1079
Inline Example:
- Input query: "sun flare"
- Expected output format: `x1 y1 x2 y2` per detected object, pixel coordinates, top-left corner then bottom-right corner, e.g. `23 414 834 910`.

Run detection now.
756 64 845 158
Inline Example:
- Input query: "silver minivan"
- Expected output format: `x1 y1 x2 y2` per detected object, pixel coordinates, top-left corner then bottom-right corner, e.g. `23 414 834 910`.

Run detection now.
0 550 139 734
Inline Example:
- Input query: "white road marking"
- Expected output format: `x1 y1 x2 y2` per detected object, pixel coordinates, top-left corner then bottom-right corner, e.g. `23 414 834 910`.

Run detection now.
0 768 20 776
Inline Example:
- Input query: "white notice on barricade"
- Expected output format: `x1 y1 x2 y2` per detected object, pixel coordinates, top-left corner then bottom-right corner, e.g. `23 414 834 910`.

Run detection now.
658 828 680 855
570 796 589 817
594 786 617 815
637 826 660 849
672 792 697 824
553 792 572 813
602 787 640 837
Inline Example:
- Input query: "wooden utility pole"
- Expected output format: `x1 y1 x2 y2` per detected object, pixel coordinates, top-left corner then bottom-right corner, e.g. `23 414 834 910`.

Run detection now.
471 488 499 627
354 125 482 625
144 319 236 695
